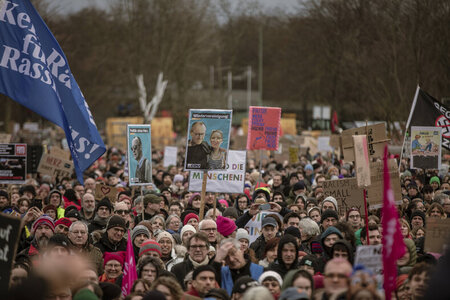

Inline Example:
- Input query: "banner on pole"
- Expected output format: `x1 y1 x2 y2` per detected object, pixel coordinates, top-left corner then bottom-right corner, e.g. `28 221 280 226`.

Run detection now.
342 123 388 161
410 126 442 170
247 106 281 150
367 159 402 209
353 135 371 188
127 124 152 186
189 150 246 193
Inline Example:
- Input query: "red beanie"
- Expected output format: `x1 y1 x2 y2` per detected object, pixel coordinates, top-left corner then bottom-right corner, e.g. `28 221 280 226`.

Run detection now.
55 217 72 228
183 213 199 225
103 251 125 267
216 215 237 237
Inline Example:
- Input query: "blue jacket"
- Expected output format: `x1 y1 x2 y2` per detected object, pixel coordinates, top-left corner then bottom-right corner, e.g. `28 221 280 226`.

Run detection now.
221 263 264 295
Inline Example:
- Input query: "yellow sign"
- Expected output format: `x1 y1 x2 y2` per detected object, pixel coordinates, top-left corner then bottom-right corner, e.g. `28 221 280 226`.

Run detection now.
106 116 144 150
151 117 174 148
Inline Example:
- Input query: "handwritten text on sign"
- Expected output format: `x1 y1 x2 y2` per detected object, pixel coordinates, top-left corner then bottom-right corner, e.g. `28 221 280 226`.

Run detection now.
37 153 73 179
322 178 363 216
247 106 281 150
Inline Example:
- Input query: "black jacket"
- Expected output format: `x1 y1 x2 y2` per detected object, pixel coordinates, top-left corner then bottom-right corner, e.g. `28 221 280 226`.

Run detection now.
171 256 213 290
93 232 127 254
266 234 300 277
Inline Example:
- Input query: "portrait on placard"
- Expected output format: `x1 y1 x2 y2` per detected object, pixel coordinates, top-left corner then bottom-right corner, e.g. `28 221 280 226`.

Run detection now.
184 109 232 171
410 126 442 170
127 124 152 186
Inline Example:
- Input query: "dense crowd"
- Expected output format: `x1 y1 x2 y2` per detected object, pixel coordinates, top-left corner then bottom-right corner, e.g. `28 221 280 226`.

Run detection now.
3 146 450 300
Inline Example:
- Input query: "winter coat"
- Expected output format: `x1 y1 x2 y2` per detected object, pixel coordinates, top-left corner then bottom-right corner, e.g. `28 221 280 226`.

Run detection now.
93 232 127 254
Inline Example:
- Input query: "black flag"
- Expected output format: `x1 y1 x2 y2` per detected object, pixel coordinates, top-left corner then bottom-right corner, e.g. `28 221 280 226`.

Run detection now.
407 87 450 150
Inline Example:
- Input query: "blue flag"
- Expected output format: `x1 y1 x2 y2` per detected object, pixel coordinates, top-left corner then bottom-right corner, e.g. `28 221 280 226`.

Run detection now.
0 0 106 183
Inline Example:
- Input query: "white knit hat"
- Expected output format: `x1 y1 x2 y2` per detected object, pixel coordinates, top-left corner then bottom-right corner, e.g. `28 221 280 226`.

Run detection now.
258 271 283 286
180 224 196 238
236 228 250 242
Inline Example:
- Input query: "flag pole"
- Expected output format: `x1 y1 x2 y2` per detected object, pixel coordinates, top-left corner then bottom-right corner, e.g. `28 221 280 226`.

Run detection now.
363 189 370 245
399 86 420 167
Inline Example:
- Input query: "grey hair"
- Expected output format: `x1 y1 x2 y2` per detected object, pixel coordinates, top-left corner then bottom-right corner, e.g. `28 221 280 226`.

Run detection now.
69 220 88 232
220 237 240 250
242 286 272 300
205 208 222 219
198 219 216 230
150 215 166 229
165 214 181 227
435 192 449 205
299 218 321 237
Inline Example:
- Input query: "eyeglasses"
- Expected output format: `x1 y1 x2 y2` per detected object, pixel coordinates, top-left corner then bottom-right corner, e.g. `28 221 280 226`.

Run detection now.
105 264 122 269
201 228 217 232
190 244 207 250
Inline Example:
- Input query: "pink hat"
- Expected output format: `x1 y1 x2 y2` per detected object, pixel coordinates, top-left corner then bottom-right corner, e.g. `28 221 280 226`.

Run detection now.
218 199 229 208
216 215 237 237
183 213 199 225
103 251 125 267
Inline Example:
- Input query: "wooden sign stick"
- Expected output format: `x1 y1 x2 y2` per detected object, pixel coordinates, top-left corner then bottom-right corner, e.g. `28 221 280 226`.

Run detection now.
199 171 208 220
141 188 144 221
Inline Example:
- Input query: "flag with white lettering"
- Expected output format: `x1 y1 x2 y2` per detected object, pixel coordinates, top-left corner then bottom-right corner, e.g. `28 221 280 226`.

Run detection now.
406 86 450 150
0 0 105 183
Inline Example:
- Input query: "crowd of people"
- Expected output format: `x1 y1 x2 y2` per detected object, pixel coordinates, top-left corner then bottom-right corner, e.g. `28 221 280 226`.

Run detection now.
2 146 450 300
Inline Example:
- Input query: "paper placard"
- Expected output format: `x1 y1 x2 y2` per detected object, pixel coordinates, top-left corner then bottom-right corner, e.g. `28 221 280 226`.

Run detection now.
127 124 152 186
0 133 11 144
189 150 246 193
410 126 442 170
322 178 363 216
50 146 71 160
0 214 22 294
424 218 450 253
95 184 118 203
353 135 371 188
318 136 333 153
366 159 401 208
163 146 178 168
342 123 388 161
0 144 27 184
37 153 73 180
247 106 281 150
289 146 299 164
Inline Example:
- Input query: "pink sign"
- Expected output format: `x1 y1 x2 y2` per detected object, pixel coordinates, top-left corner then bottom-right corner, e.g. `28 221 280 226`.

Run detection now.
247 106 281 150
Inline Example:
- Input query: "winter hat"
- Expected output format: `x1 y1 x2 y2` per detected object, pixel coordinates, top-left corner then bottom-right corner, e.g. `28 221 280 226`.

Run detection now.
143 290 166 300
323 196 338 210
97 198 113 212
258 271 283 286
173 174 184 183
236 228 250 243
279 287 309 300
107 215 127 231
346 207 360 221
429 176 440 186
321 226 343 241
311 240 323 254
139 240 162 257
307 206 320 216
32 215 55 233
47 234 71 252
65 209 81 220
252 187 271 202
205 288 230 300
99 282 122 300
216 216 237 237
131 225 151 242
410 210 426 224
218 199 229 208
73 289 98 300
223 207 239 219
284 226 301 239
180 225 196 239
188 193 201 205
293 181 306 192
55 217 72 228
43 205 57 214
156 231 175 245
103 251 125 267
183 213 199 225
299 254 319 272
305 164 313 171
396 274 409 290
320 209 339 223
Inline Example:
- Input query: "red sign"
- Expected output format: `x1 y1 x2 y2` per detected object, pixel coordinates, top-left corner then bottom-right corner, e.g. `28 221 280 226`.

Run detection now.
247 106 281 150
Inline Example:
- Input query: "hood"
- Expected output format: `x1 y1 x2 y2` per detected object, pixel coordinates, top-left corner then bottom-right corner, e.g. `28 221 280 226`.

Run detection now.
320 226 343 256
331 239 354 264
277 234 299 268
234 194 251 212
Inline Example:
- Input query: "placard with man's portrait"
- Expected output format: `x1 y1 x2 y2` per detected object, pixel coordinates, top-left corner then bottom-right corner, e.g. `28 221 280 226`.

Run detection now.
127 124 152 186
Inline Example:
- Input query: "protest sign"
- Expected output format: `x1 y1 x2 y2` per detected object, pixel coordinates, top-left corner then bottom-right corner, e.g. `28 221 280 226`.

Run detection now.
95 184 119 203
106 117 144 150
367 159 402 208
0 133 11 144
37 153 73 181
244 212 282 244
353 135 371 188
189 150 246 193
247 106 281 150
354 245 383 275
151 117 174 148
289 146 299 164
342 123 388 161
127 125 152 186
322 178 363 216
185 110 232 171
0 144 26 184
424 218 450 253
50 146 71 160
410 126 442 170
317 136 333 153
163 146 178 168
0 214 22 295
280 118 297 135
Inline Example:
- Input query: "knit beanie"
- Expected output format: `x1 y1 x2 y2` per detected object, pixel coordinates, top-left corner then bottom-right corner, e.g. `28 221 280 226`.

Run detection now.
284 226 301 239
218 199 229 208
180 225 196 239
429 176 440 186
43 205 57 214
323 196 338 211
32 215 55 233
156 231 175 245
73 289 98 300
47 234 71 252
97 198 113 212
258 270 283 286
410 210 426 225
236 228 250 242
173 174 184 183
321 209 339 223
223 207 239 219
188 193 201 205
139 240 162 257
131 225 151 242
311 240 323 254
103 251 125 267
183 213 199 225
55 217 72 228
216 216 237 237
107 215 127 231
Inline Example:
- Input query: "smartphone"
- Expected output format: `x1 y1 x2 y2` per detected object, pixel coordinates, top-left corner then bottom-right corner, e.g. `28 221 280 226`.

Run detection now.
31 199 43 210
259 203 271 211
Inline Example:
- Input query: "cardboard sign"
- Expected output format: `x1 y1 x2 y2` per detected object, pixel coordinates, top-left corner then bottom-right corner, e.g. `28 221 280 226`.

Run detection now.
37 153 73 180
163 146 178 168
424 218 450 253
106 116 144 150
95 184 119 203
0 214 22 294
322 178 363 216
50 146 71 160
289 146 299 164
353 135 371 188
151 117 174 148
127 124 152 186
366 159 401 208
189 150 246 193
0 144 27 184
244 211 282 244
280 118 297 135
342 123 388 161
410 126 442 170
247 106 281 150
0 133 11 144
318 136 333 153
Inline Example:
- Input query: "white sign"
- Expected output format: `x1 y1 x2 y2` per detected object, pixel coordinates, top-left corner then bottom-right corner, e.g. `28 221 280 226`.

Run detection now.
163 146 178 167
354 245 382 275
188 150 246 193
317 136 333 152
244 212 282 244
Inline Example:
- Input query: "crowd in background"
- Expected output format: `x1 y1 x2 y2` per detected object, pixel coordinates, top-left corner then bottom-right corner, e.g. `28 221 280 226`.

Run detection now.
2 145 450 300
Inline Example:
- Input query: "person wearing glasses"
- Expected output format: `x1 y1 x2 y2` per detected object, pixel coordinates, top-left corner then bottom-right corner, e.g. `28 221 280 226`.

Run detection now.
68 221 104 275
172 232 212 290
199 219 218 247
94 215 127 254
315 258 352 300
131 136 152 184
186 121 211 169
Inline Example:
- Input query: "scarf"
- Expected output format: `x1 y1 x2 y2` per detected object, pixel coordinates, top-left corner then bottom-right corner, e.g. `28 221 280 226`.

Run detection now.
189 255 209 268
